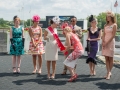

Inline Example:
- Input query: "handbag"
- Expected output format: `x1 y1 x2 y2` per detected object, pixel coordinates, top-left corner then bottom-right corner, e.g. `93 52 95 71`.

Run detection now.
85 40 91 52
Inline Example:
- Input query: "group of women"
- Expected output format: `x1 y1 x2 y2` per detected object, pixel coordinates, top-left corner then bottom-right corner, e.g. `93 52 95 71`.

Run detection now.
9 10 117 82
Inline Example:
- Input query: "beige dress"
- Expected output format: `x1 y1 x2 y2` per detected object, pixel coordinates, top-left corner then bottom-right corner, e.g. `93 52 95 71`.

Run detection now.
102 24 115 57
45 28 58 61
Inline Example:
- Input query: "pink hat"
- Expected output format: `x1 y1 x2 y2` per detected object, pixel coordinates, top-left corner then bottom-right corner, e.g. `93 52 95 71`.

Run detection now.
32 15 40 22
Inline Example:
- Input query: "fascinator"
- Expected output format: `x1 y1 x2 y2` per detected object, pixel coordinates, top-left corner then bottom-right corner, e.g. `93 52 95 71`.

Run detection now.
89 15 96 22
32 15 40 22
52 16 60 24
13 15 18 20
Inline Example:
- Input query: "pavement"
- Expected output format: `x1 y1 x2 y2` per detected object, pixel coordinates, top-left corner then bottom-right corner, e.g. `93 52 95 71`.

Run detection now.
0 53 120 90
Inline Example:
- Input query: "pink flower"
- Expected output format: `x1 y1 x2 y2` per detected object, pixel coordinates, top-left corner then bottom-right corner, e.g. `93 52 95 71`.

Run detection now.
32 15 40 22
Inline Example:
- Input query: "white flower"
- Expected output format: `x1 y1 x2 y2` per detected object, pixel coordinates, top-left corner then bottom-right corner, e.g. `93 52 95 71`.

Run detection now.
52 16 60 24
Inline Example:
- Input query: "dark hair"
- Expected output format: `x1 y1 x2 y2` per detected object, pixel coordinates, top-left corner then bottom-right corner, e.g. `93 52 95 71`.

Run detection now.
71 16 77 21
13 15 20 22
13 15 18 20
89 15 95 22
50 19 54 24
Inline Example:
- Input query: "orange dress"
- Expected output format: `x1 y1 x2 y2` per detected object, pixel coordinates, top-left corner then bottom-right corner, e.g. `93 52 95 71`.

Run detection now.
102 25 115 57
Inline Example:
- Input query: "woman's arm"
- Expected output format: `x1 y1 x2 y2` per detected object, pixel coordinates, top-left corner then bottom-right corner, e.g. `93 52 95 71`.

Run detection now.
105 24 117 45
64 34 71 51
29 28 35 46
44 30 48 40
10 28 12 39
22 27 24 38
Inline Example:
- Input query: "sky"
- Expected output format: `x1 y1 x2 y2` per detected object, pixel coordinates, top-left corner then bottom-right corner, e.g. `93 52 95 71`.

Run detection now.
0 0 120 21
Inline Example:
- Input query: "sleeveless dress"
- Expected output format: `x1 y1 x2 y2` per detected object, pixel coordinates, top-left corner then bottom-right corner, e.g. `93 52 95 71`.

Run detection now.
63 33 84 68
10 26 24 55
28 27 45 55
102 25 115 57
86 28 101 64
45 28 58 61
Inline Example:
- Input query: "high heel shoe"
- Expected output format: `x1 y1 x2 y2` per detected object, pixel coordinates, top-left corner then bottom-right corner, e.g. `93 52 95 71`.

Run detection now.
17 67 20 74
93 71 96 76
32 69 37 74
47 74 51 79
61 69 67 75
38 69 41 74
12 67 17 74
68 74 77 82
106 73 112 80
51 74 55 79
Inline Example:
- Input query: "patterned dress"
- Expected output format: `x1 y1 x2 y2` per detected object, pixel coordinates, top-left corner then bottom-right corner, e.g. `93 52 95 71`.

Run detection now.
10 26 24 55
86 28 101 64
28 27 45 55
63 33 84 68
102 24 115 57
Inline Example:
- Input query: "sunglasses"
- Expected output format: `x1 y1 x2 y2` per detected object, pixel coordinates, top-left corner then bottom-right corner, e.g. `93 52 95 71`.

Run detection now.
71 21 75 22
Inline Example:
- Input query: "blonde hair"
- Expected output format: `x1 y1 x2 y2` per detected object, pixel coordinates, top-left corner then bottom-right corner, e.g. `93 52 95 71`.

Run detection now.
63 26 72 32
106 10 116 24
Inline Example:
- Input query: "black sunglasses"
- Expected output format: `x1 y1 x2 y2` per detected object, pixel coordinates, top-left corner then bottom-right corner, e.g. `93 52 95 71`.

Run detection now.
71 21 75 22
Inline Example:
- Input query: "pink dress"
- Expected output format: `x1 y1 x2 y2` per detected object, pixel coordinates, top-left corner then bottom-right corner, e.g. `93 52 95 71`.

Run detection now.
28 27 45 55
102 25 115 57
63 33 84 68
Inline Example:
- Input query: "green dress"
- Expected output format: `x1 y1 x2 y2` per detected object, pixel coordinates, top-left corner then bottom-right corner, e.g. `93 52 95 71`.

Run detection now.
10 26 24 55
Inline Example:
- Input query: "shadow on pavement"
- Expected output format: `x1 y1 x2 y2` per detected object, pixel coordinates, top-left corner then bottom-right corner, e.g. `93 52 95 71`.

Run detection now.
95 82 120 90
12 74 67 86
0 72 33 77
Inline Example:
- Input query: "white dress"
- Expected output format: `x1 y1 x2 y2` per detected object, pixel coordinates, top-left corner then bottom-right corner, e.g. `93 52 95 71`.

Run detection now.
45 28 58 61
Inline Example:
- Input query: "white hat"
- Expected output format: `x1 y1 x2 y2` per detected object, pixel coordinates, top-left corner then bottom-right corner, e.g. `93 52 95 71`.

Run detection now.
52 16 60 24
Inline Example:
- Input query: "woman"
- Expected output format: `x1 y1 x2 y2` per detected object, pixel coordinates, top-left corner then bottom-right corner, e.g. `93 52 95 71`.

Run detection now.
10 16 24 74
44 16 60 79
86 15 102 76
28 15 44 74
102 11 117 80
63 26 84 82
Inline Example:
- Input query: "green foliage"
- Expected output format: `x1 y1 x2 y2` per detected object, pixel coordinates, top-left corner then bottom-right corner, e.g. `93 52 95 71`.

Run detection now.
86 12 120 29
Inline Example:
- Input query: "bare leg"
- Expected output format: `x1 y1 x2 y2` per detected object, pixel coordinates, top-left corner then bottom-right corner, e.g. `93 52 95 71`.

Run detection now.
89 62 93 75
38 55 42 74
92 63 96 75
105 56 110 78
61 65 67 75
12 55 16 73
67 66 75 76
51 61 56 78
109 57 113 73
16 55 21 73
47 61 51 78
32 55 37 73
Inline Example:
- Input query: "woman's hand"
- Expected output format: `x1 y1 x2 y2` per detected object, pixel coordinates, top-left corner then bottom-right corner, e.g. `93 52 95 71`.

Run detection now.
62 50 66 53
87 38 91 41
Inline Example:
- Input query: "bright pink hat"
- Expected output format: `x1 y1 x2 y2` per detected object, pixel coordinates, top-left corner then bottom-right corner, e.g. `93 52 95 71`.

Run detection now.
32 15 40 22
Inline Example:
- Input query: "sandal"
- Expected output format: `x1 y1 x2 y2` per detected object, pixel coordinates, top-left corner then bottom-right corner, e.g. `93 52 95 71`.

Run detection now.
12 67 17 74
68 75 77 82
17 67 20 74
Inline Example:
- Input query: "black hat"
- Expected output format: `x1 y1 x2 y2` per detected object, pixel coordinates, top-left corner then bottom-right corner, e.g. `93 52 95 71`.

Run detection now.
13 15 18 20
89 15 95 22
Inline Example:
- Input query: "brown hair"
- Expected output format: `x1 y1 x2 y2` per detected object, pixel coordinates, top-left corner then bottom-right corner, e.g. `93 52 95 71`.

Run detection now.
106 11 116 24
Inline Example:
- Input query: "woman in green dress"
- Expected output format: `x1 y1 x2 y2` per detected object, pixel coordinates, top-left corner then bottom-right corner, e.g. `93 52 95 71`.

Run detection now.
10 16 24 74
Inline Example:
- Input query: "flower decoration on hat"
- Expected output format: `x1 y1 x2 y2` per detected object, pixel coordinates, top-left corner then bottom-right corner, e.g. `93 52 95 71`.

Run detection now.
32 15 40 22
52 16 60 24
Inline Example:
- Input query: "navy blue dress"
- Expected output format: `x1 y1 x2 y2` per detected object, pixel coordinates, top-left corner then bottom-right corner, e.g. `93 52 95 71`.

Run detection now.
10 26 24 55
86 28 101 64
